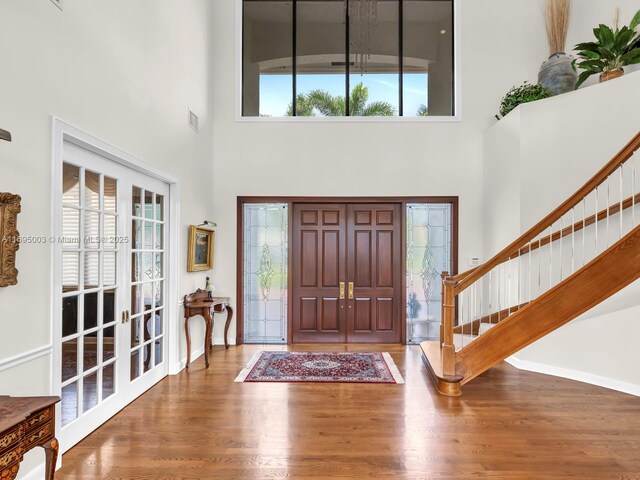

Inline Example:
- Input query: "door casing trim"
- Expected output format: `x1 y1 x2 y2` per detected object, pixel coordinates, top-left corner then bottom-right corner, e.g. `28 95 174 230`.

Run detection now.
236 196 459 345
51 117 181 455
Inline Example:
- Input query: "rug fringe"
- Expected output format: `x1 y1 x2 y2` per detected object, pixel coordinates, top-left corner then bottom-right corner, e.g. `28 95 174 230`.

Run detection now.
382 352 405 384
234 351 263 383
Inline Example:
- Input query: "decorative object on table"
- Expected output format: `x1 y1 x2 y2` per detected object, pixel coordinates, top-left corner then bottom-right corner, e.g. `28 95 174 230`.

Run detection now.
235 351 405 384
538 0 576 96
0 193 21 287
0 395 60 480
183 290 233 368
0 128 11 142
187 225 215 272
573 9 640 88
495 82 552 120
205 276 215 298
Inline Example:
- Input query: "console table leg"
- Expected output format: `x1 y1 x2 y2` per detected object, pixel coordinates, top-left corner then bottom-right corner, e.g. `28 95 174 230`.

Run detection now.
43 438 59 480
185 315 191 369
203 312 212 368
224 305 234 349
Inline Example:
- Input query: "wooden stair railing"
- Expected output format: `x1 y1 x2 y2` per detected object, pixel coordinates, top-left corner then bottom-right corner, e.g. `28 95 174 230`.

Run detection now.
422 131 640 396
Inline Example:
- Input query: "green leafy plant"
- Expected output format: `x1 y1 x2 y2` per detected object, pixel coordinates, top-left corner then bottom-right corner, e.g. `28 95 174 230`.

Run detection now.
416 104 429 116
496 83 552 120
573 10 640 89
287 82 395 116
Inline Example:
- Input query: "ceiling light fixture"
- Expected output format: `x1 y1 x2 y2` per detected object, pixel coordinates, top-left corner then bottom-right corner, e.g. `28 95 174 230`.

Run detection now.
347 0 378 74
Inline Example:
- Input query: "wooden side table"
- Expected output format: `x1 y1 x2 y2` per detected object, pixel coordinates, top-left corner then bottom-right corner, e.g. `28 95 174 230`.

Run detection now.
184 290 233 368
0 396 60 480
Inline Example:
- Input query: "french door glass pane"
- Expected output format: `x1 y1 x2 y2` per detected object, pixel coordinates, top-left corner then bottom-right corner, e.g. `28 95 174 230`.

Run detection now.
130 187 165 381
61 382 78 427
62 164 81 205
61 162 120 428
243 203 288 343
83 372 98 413
102 363 115 400
62 208 81 244
406 203 452 344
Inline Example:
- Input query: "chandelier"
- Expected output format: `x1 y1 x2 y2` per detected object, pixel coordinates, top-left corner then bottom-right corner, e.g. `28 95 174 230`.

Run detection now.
346 0 379 74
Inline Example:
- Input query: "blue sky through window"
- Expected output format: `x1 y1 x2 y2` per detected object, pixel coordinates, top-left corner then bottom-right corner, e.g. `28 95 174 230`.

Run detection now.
259 73 428 117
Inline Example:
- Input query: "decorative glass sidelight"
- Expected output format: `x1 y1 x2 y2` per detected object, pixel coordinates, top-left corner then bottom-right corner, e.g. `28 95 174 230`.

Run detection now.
406 203 453 344
243 204 288 343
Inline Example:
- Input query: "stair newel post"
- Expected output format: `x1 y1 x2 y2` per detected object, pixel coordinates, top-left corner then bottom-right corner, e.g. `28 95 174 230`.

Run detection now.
442 277 457 376
439 272 449 344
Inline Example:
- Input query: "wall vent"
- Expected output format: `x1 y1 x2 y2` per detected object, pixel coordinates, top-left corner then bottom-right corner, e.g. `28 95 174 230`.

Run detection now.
188 109 199 133
50 0 63 10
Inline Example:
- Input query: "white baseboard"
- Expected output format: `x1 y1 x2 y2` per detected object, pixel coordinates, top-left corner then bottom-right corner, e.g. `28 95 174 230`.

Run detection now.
174 345 205 373
17 464 44 480
506 356 640 397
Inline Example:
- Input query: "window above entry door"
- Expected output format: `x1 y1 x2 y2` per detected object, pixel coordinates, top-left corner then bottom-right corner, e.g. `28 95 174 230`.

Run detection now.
239 0 460 121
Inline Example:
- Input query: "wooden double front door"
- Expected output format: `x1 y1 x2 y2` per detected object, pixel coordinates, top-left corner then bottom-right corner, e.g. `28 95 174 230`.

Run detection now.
292 203 402 343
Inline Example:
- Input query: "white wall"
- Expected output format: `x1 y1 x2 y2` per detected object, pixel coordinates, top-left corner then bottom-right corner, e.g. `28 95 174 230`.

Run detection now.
484 69 640 393
209 0 554 344
0 1 215 475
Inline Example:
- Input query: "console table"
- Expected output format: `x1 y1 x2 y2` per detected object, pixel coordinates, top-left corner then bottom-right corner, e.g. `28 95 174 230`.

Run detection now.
184 290 233 368
0 396 60 480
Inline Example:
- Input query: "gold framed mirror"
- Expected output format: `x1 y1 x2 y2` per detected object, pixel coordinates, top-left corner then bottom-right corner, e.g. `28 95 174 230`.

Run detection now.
0 193 21 287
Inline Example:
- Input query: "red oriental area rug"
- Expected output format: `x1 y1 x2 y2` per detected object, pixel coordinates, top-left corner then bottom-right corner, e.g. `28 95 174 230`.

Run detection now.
234 351 404 384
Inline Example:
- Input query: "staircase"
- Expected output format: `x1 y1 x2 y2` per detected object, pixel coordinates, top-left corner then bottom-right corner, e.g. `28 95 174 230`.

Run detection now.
422 132 640 396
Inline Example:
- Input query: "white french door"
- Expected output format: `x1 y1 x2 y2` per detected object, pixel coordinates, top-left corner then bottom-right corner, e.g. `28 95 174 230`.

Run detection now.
56 141 170 451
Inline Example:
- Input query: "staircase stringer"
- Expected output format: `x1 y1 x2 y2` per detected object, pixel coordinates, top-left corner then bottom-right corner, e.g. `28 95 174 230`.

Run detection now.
456 226 640 386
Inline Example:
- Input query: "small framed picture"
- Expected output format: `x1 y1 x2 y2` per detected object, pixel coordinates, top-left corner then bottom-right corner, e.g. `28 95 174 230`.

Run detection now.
187 226 215 272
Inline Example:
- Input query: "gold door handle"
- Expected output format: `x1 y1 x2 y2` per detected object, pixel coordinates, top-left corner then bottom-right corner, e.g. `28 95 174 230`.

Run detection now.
348 282 354 299
339 282 345 300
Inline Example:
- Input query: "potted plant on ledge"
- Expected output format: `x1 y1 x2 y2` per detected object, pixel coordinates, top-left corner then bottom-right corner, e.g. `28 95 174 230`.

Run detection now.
539 0 577 96
573 9 640 88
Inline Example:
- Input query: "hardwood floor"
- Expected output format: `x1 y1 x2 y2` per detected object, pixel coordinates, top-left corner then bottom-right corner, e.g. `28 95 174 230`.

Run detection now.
57 344 640 479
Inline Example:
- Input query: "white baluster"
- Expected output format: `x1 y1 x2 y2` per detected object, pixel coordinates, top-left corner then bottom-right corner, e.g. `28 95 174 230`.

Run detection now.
633 152 637 227
582 197 586 267
489 270 493 323
571 207 575 274
538 237 542 297
507 256 512 316
607 177 611 248
559 217 563 280
498 263 502 323
594 187 599 257
549 225 553 288
528 242 532 303
619 165 624 239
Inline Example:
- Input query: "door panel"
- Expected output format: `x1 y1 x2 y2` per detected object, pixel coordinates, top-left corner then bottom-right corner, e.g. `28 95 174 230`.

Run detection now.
58 142 169 451
347 204 402 343
292 202 402 343
292 204 347 342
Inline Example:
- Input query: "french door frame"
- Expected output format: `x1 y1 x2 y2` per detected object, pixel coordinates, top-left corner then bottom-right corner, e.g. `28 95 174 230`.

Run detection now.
51 118 181 454
237 196 459 345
